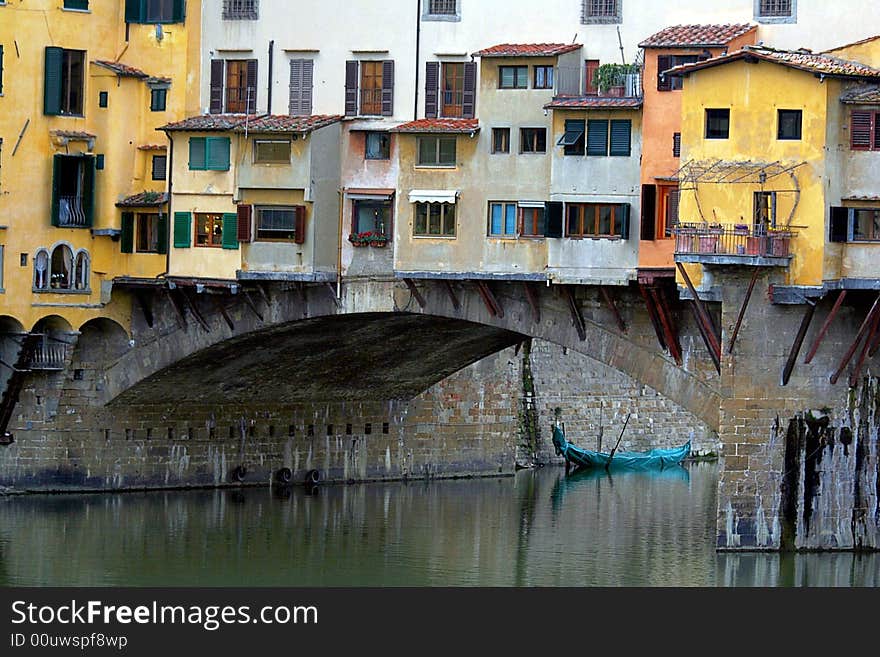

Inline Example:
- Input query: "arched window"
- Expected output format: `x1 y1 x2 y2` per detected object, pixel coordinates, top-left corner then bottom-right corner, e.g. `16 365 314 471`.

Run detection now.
74 250 90 291
33 249 50 290
50 244 73 290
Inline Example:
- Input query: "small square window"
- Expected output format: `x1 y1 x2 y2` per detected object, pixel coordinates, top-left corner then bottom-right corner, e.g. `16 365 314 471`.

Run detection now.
673 132 681 157
520 128 546 153
777 109 802 140
417 136 456 166
95 154 105 170
491 128 510 154
705 109 730 139
98 91 108 108
499 66 528 89
150 87 167 112
533 66 554 90
559 119 585 156
151 154 167 181
489 202 517 238
253 139 291 164
365 132 390 160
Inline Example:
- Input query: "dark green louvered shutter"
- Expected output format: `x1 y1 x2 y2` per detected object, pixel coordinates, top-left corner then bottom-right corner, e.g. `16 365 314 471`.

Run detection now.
641 184 656 241
51 154 62 226
172 0 186 22
544 201 563 238
65 0 90 10
609 119 631 156
120 213 135 253
173 212 192 248
44 47 64 116
82 155 96 227
157 213 169 254
189 137 206 170
829 207 849 243
618 204 631 239
125 0 141 22
206 137 230 170
221 213 239 249
587 119 608 156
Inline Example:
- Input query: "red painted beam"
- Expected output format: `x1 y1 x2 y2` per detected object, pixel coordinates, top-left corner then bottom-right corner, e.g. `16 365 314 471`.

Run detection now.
638 283 667 352
727 268 760 355
781 302 816 386
804 290 847 364
651 287 683 366
523 282 541 324
688 300 721 374
599 285 627 333
849 309 880 387
403 278 426 309
475 281 504 318
443 280 460 311
830 293 880 385
676 263 721 365
563 286 586 341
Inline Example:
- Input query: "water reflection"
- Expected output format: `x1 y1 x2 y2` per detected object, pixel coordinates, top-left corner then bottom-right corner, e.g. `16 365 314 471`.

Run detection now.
0 463 874 586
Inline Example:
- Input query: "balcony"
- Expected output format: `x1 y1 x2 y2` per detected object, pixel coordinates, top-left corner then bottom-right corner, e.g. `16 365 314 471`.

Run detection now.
28 339 67 371
672 222 794 267
555 66 642 98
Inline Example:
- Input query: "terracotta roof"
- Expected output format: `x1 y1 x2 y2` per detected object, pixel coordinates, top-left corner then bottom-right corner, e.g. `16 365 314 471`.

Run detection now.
840 85 880 104
823 35 880 54
160 114 343 133
666 46 880 80
392 118 480 133
472 43 582 58
638 24 755 48
235 114 343 133
115 191 169 208
137 144 168 151
544 97 643 109
842 195 880 201
50 130 96 140
92 60 149 79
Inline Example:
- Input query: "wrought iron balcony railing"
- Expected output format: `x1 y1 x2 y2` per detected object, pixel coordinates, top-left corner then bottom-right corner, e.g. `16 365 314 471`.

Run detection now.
671 222 794 259
58 195 88 227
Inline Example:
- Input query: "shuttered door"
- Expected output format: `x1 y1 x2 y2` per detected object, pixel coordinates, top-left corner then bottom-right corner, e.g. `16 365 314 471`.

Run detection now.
246 59 258 113
157 213 169 254
462 62 476 119
289 60 314 116
237 204 253 243
173 212 192 248
657 55 672 91
81 155 96 227
544 201 563 237
850 110 873 150
640 185 656 241
120 213 135 254
829 207 849 242
609 119 631 156
44 47 64 116
381 60 395 116
209 60 224 114
425 62 439 118
345 61 359 116
222 213 239 249
586 120 608 156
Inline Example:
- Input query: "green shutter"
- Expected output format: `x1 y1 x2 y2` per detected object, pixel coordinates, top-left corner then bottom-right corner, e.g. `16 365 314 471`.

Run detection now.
44 47 63 116
65 0 90 10
221 213 239 249
189 137 206 170
173 212 192 248
587 119 608 156
618 204 631 239
206 137 231 171
51 154 62 226
157 213 169 254
172 0 186 23
609 119 631 156
81 155 96 227
125 0 144 23
120 213 135 253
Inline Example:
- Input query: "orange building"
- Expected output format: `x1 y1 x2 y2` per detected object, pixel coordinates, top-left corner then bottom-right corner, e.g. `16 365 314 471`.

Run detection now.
637 24 757 275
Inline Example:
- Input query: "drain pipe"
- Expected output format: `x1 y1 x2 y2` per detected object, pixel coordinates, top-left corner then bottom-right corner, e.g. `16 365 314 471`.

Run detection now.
159 129 173 278
336 188 344 300
267 40 274 114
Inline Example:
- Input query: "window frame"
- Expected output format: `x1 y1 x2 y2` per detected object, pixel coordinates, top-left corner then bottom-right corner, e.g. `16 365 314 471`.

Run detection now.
852 208 880 242
533 65 554 90
519 205 547 238
582 0 621 25
705 108 730 140
850 110 879 151
359 60 384 115
365 132 391 160
127 0 185 25
755 0 796 23
499 66 528 89
777 109 802 140
441 62 465 118
352 200 393 237
150 86 168 112
222 0 259 20
520 127 547 154
424 0 460 21
253 139 291 164
488 201 518 238
136 213 161 253
416 135 457 167
566 202 627 238
413 202 456 237
151 154 167 181
491 128 510 154
194 212 225 248
63 0 89 11
188 137 231 171
559 119 586 156
255 205 300 242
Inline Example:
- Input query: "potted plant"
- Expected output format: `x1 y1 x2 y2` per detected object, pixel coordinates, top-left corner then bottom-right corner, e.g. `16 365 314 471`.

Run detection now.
348 232 369 247
593 63 639 96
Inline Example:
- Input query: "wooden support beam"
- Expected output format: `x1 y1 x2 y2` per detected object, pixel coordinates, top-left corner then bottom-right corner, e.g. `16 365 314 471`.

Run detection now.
181 289 211 332
599 285 627 333
165 288 188 330
781 301 816 386
849 309 880 388
403 278 426 309
523 282 541 324
476 281 504 318
134 291 154 328
688 300 721 374
804 290 846 364
651 287 683 366
212 296 235 331
256 282 271 306
869 319 880 358
727 268 760 355
296 282 307 306
563 286 586 341
324 282 342 308
241 289 264 321
830 293 880 385
638 283 667 352
676 262 721 363
443 280 460 310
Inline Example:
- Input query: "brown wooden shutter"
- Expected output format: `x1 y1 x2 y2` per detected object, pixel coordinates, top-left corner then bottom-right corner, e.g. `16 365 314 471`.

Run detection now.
237 204 253 243
851 110 873 150
210 60 224 114
462 61 477 119
640 184 656 241
425 62 439 118
657 55 672 91
875 111 880 150
673 132 681 157
289 59 302 115
246 59 258 113
294 206 306 244
381 60 394 116
345 61 359 116
302 60 313 115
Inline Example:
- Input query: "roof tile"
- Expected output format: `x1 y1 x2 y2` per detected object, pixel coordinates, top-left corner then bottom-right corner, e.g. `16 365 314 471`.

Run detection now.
472 43 582 58
160 114 343 133
115 191 169 208
544 97 643 110
639 24 756 48
92 60 149 79
392 118 480 133
840 85 880 104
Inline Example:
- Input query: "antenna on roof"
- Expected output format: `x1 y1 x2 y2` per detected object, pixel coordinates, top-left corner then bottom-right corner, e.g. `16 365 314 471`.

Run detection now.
572 33 577 43
617 26 625 64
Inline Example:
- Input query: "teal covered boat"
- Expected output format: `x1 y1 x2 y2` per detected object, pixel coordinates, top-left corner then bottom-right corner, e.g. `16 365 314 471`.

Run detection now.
552 424 690 472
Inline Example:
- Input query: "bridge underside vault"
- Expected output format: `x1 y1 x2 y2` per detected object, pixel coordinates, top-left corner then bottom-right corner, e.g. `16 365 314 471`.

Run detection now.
111 313 525 406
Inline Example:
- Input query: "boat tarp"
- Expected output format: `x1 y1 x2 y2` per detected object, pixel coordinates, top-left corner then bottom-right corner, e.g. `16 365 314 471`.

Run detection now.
552 425 690 471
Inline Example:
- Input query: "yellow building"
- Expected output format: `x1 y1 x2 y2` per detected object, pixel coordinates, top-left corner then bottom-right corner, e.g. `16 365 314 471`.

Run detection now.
671 45 880 290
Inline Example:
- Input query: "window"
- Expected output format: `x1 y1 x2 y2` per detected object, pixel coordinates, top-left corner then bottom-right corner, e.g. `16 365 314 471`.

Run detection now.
125 0 185 24
222 0 258 20
425 61 475 119
776 109 802 140
63 0 88 10
365 132 390 160
0 245 3 292
414 202 455 236
74 250 89 290
850 110 880 151
210 59 257 114
256 206 302 241
705 109 730 139
566 203 630 238
442 62 465 117
33 245 89 292
1 45 4 95
659 186 679 237
657 55 698 91
586 119 631 156
121 212 168 254
417 136 456 166
489 202 517 238
520 205 546 237
95 154 105 170
585 60 600 96
353 201 392 236
195 213 224 247
499 66 528 89
51 154 95 228
188 137 230 171
44 48 85 116
344 60 394 117
288 59 314 116
520 128 546 153
558 119 585 155
853 209 880 241
151 154 167 181
534 66 554 90
98 91 108 108
492 128 510 154
756 0 795 21
150 87 167 112
673 132 681 157
253 139 291 163
754 192 777 231
136 214 161 253
428 0 456 14
582 0 621 24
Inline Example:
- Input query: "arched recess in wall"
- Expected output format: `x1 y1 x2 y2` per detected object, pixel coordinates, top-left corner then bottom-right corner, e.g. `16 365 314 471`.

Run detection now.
33 244 90 292
72 318 131 369
30 315 77 371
